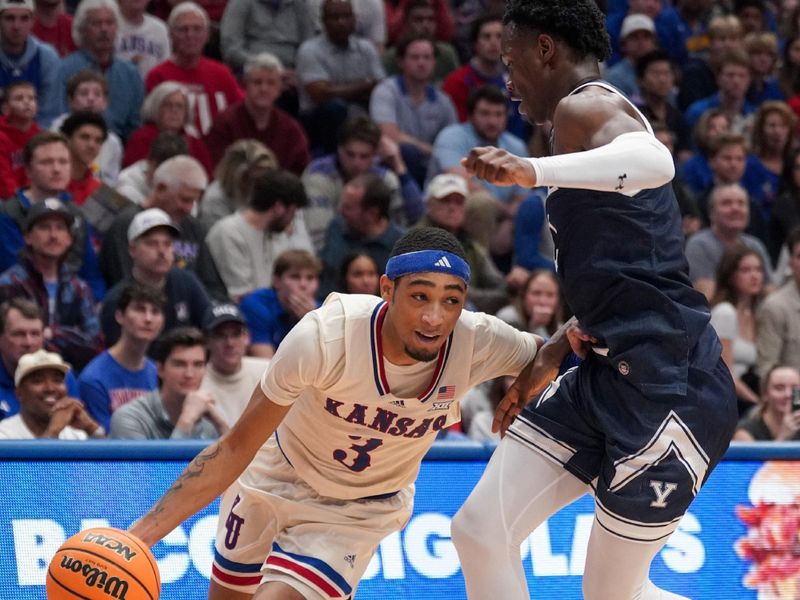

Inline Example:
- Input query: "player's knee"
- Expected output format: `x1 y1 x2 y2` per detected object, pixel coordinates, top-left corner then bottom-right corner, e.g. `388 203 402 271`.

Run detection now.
451 502 494 554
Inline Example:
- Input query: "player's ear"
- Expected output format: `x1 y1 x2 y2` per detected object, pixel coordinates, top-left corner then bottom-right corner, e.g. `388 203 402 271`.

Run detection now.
538 33 555 61
380 274 394 302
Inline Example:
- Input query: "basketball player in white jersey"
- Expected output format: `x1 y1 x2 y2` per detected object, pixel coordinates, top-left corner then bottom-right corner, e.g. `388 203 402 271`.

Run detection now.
128 227 542 599
453 1 737 599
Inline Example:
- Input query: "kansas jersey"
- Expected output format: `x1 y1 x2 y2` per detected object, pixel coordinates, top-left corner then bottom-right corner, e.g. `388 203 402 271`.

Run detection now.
546 81 719 397
260 293 538 499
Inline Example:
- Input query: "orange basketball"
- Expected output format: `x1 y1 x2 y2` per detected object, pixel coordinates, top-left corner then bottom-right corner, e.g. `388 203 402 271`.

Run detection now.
46 527 160 599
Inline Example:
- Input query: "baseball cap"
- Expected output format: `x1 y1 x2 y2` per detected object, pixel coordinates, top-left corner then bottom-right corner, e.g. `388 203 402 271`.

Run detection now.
203 303 247 333
620 14 656 39
0 0 34 13
425 174 468 200
127 208 180 242
14 350 71 386
23 198 75 232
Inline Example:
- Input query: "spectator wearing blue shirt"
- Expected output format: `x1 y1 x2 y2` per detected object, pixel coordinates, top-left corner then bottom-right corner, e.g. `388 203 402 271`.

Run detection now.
604 14 658 102
685 48 758 131
370 32 458 187
0 0 61 127
429 85 528 262
745 31 784 105
79 282 164 431
0 131 105 300
240 249 321 359
0 199 103 371
0 297 78 418
677 15 744 112
57 0 143 141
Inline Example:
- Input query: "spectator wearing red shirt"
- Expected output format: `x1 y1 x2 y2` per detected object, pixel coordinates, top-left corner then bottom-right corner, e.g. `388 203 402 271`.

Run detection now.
145 2 243 137
0 81 41 198
442 14 505 123
385 0 453 45
32 0 76 57
204 52 309 175
123 81 213 177
59 111 105 206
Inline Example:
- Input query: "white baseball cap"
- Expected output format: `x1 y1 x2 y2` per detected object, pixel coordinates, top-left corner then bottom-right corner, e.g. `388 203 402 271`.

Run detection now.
0 0 34 13
127 208 180 242
620 14 656 39
15 350 71 386
425 174 469 201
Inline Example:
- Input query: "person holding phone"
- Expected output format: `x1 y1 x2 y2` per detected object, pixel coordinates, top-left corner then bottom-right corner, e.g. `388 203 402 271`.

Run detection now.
734 366 800 441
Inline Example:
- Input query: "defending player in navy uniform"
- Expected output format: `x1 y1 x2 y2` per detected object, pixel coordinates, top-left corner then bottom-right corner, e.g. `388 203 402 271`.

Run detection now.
453 1 738 599
127 227 542 600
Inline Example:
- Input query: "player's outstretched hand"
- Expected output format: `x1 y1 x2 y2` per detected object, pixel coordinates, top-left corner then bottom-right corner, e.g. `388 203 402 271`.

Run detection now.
461 147 538 187
493 348 562 436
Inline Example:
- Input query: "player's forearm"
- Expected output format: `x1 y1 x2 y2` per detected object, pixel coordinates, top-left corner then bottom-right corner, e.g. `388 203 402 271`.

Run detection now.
529 131 674 193
129 436 246 547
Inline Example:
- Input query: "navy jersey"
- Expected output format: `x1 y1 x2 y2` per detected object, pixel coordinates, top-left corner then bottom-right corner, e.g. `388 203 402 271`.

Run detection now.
546 82 719 397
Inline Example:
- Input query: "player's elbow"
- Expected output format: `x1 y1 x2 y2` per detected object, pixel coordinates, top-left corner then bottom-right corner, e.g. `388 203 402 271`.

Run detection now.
648 138 675 187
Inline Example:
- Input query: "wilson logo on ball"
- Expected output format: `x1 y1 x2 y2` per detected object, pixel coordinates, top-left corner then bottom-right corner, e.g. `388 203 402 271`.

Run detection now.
59 555 130 599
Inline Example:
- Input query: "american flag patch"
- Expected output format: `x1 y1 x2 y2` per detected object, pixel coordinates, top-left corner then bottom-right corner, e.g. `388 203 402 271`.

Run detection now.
437 385 455 400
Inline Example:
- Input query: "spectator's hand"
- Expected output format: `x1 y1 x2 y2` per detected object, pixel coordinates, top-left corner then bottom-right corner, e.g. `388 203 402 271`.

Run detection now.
378 136 407 175
462 147 537 187
778 410 800 441
177 390 215 432
204 398 230 436
66 397 103 436
505 265 530 291
285 293 316 320
45 397 80 438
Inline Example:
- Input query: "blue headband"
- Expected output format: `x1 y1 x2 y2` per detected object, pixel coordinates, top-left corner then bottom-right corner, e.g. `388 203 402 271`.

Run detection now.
385 250 471 284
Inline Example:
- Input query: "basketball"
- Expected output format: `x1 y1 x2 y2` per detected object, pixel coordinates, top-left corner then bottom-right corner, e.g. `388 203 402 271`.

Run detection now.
46 527 160 599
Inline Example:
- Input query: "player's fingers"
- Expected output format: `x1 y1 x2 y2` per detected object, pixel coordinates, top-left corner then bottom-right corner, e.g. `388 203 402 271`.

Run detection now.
463 147 489 174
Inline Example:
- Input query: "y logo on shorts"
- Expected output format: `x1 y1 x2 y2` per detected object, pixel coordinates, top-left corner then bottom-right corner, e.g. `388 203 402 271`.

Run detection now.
649 480 678 508
224 494 245 549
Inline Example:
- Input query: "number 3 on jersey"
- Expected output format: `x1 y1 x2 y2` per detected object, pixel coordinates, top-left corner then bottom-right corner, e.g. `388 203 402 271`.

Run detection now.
333 435 383 472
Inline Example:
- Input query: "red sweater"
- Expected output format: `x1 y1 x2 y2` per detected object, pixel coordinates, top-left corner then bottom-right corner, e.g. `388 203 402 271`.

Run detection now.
67 171 102 206
385 0 454 44
204 102 310 175
0 118 41 198
145 58 244 137
32 13 77 57
122 123 214 177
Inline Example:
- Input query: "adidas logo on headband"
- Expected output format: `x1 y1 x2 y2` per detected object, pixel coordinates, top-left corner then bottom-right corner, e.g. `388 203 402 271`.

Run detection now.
434 256 452 268
385 250 471 284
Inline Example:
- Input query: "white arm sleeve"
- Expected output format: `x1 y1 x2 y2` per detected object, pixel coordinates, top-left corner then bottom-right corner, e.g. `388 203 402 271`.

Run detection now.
528 131 675 195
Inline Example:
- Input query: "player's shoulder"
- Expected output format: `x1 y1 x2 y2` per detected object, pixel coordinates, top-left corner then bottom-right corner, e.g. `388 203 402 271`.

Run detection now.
314 292 383 338
455 308 526 340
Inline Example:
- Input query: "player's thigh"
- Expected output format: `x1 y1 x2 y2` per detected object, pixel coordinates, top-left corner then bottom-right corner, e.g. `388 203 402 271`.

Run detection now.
209 578 258 600
211 482 281 595
251 580 308 600
594 358 737 541
263 487 413 600
453 434 589 547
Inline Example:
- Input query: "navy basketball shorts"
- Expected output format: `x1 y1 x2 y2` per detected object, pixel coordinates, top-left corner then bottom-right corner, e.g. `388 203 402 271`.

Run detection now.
507 354 737 542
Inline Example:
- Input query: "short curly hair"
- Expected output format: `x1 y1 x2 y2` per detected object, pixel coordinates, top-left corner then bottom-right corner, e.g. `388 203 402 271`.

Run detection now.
503 0 610 62
390 227 467 260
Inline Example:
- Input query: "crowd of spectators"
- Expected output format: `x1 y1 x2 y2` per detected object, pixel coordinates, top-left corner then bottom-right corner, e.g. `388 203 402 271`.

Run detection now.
0 0 798 442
